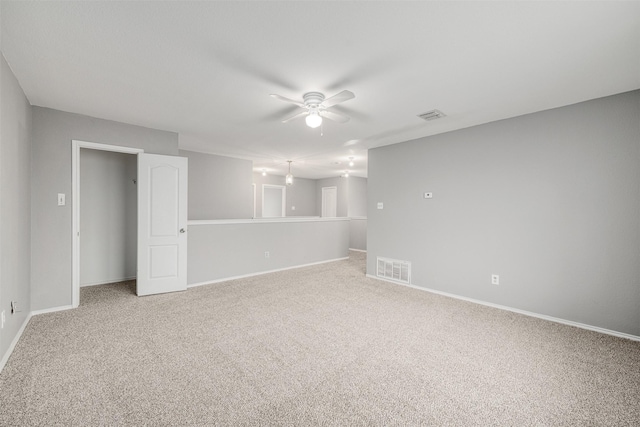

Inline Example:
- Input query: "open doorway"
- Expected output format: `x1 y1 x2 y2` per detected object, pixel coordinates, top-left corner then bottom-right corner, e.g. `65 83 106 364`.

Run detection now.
71 141 143 307
79 149 137 287
262 184 286 217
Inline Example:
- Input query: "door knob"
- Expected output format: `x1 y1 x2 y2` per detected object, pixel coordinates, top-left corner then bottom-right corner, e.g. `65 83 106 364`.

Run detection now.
180 228 186 233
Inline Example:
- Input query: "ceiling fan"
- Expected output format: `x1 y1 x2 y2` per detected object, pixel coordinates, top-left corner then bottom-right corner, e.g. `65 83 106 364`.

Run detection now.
270 90 355 128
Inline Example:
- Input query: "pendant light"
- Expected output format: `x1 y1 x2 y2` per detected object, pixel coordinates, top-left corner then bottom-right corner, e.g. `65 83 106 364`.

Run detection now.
285 160 294 186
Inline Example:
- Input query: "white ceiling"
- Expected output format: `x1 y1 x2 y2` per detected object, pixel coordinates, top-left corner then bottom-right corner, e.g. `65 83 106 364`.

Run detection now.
2 1 638 179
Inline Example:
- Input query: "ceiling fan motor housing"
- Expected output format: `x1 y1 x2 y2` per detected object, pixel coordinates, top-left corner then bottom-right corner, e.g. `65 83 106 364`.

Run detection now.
303 92 325 107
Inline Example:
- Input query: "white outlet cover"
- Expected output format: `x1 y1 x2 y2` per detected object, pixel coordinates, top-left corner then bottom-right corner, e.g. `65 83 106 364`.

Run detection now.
492 274 499 285
377 202 384 209
424 192 433 199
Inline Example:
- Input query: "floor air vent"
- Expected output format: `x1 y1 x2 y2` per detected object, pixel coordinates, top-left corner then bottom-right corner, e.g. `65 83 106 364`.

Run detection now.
376 257 411 284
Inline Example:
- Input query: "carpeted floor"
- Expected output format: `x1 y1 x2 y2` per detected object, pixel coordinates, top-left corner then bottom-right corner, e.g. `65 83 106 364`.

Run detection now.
0 251 639 426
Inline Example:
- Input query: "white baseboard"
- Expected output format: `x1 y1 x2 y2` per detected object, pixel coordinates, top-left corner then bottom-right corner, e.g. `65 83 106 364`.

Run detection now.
188 257 350 288
0 312 32 373
349 248 367 253
366 274 640 342
31 305 75 316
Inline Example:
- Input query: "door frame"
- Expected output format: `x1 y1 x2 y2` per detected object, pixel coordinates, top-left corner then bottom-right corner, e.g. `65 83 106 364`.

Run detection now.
262 184 286 217
71 140 144 308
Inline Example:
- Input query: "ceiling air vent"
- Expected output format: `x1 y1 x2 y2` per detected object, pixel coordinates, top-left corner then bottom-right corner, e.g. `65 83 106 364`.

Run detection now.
417 109 446 121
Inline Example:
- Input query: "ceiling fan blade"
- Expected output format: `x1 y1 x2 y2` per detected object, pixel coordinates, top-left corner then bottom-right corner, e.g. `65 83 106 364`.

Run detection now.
321 90 355 108
281 110 308 123
270 94 304 107
320 109 350 123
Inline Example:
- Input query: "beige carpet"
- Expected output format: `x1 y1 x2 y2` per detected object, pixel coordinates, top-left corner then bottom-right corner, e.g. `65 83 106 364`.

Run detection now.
1 252 639 426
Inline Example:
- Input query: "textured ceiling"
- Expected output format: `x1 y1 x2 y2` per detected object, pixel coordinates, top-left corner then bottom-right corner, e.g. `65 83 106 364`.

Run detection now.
2 1 639 179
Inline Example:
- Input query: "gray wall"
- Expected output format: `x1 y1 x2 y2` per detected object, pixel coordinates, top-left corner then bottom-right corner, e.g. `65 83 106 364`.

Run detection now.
31 107 178 311
188 220 349 285
253 173 317 218
316 177 349 217
0 53 32 360
349 219 367 251
347 176 368 251
180 150 253 220
347 176 368 217
79 149 137 286
367 90 640 336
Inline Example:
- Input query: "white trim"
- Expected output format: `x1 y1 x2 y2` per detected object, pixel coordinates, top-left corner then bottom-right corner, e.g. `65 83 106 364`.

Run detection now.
188 257 349 288
349 216 368 220
349 248 367 253
0 313 32 373
72 140 143 308
261 184 286 218
366 274 640 342
31 305 75 316
188 217 348 225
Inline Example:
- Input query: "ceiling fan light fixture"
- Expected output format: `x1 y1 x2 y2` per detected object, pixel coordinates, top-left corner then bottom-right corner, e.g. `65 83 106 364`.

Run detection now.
305 111 322 128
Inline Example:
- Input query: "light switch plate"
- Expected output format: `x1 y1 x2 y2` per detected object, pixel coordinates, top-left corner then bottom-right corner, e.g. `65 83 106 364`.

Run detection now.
424 192 433 199
58 193 66 206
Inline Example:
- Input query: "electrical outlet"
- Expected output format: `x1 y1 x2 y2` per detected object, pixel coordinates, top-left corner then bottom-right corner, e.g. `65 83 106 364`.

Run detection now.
492 274 499 285
424 192 433 199
264 251 270 258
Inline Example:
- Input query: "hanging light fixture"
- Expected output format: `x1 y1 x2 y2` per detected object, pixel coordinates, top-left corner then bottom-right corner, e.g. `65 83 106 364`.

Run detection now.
305 109 322 128
343 170 350 178
261 169 267 176
348 157 355 167
285 160 294 186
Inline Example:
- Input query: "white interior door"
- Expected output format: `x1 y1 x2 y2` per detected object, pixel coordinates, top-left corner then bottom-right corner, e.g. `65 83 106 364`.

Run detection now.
322 186 337 217
137 153 188 296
